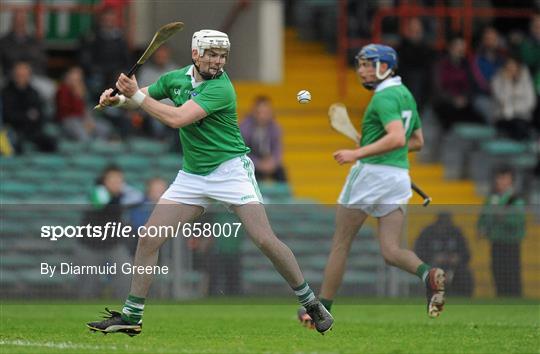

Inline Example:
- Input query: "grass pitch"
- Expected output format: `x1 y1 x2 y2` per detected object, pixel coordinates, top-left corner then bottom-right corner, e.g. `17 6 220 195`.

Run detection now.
1 298 538 353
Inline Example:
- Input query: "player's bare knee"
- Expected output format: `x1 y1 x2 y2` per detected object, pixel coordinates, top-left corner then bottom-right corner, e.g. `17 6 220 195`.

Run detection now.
381 247 400 266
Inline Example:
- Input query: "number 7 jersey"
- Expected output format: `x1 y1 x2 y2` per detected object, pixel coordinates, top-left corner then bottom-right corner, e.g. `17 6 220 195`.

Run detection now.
359 76 421 169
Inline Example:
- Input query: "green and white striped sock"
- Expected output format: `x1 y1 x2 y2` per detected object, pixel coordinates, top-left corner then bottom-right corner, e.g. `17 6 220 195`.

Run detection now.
121 294 145 324
293 281 316 306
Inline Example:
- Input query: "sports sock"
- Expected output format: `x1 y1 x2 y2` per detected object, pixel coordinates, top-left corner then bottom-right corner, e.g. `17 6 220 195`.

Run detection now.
320 298 333 312
416 263 431 283
293 281 316 306
121 294 145 324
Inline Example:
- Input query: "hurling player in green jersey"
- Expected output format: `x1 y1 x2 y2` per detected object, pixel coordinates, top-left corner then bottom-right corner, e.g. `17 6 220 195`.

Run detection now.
299 45 446 329
89 29 332 336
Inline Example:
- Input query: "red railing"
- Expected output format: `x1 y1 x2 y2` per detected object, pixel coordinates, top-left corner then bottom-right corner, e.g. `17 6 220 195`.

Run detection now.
337 0 535 97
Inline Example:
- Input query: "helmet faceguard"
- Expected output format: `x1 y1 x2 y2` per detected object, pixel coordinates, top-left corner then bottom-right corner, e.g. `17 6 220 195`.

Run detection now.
355 44 398 90
191 29 230 80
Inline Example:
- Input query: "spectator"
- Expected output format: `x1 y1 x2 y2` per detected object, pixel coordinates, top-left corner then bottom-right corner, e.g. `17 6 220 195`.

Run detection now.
138 46 178 139
477 165 526 297
77 164 144 298
396 17 434 111
0 9 46 76
433 36 483 130
240 96 287 182
79 7 131 137
79 7 130 99
56 66 111 142
470 27 506 123
0 9 56 117
519 14 540 131
1 62 57 153
414 212 474 297
491 57 536 140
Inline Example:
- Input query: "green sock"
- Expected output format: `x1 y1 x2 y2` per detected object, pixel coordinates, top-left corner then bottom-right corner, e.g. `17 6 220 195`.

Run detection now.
121 294 145 324
416 263 431 282
320 298 333 312
293 281 316 306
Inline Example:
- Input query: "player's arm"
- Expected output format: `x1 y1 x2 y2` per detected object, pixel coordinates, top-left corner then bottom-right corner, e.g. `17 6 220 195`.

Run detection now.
334 120 405 165
138 87 206 128
107 73 206 128
408 128 424 152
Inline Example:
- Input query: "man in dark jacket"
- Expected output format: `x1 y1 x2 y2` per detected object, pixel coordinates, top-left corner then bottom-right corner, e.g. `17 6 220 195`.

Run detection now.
415 212 474 296
1 62 56 153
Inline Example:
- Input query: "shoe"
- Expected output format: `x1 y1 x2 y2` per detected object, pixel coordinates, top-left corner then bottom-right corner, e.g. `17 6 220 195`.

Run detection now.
87 308 142 336
425 268 446 318
304 300 334 334
297 307 315 329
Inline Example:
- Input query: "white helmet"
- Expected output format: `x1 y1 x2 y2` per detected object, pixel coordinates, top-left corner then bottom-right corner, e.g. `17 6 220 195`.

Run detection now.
191 29 230 57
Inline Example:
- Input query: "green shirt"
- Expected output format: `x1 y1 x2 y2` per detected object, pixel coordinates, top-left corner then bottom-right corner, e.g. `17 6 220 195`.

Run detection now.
359 77 421 169
148 65 250 175
477 189 526 243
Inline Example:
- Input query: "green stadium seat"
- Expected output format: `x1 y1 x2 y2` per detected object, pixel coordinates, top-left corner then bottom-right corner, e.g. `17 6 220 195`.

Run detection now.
114 155 153 171
89 141 128 155
129 138 169 155
29 154 68 170
69 154 109 171
259 182 292 200
481 140 529 155
0 269 19 284
157 154 182 171
58 140 88 155
453 123 496 140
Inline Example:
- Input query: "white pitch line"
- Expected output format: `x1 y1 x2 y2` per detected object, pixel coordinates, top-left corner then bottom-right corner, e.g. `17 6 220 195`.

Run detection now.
0 339 119 351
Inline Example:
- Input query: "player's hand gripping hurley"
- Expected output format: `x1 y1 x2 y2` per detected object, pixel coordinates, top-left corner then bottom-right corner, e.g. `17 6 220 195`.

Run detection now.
94 21 184 110
328 103 432 206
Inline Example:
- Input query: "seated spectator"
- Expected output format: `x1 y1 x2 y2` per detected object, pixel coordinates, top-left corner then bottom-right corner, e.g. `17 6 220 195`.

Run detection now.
491 57 536 140
56 66 111 142
240 96 287 182
396 17 434 112
0 9 46 77
519 14 540 132
77 164 143 298
138 45 177 139
1 61 57 153
433 36 483 130
414 212 474 296
0 9 55 117
470 27 506 123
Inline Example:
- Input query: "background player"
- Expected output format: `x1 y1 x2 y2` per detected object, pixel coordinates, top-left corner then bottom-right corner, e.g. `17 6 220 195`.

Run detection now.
87 29 333 336
299 44 447 328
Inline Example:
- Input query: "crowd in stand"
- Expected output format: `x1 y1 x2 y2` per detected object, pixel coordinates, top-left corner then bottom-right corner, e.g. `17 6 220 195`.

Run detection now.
0 6 538 166
0 7 178 155
395 16 540 140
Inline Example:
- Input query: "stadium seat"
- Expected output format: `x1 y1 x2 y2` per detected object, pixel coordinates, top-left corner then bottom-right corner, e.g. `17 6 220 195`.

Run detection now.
129 138 169 155
442 123 496 179
69 154 109 171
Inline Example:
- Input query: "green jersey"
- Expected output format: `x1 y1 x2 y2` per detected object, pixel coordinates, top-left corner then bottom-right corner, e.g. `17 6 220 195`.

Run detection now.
148 65 250 175
360 77 421 169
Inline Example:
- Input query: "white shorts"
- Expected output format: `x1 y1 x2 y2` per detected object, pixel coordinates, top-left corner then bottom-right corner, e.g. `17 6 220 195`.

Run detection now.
161 155 263 209
338 161 412 217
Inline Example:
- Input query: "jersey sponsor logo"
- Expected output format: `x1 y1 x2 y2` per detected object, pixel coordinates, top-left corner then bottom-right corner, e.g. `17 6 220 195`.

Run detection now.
173 88 181 96
191 92 198 97
240 194 256 201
